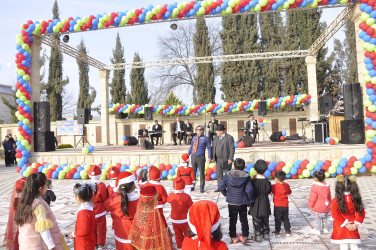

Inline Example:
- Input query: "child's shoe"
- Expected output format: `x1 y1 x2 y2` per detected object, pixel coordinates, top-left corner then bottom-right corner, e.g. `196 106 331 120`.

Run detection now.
286 231 291 237
230 235 239 244
272 231 280 237
254 235 262 242
310 229 321 235
238 234 248 244
323 228 329 233
263 234 270 240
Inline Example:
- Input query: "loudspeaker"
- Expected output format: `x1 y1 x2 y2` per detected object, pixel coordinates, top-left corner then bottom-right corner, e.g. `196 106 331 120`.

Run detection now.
314 123 328 143
125 136 138 146
140 139 154 150
341 120 365 144
238 136 253 147
343 83 363 120
320 95 333 115
258 101 267 116
34 131 55 152
270 131 283 142
77 108 89 124
144 107 153 121
34 102 51 132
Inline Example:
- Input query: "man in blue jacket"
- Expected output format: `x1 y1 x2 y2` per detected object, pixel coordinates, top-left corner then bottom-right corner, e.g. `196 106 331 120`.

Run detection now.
2 136 13 167
219 158 254 244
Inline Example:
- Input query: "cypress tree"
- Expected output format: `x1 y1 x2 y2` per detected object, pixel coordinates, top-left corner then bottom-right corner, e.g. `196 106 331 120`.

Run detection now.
110 33 126 104
76 39 96 119
322 39 342 102
342 21 358 85
194 17 215 104
130 53 149 105
46 0 69 121
164 91 183 106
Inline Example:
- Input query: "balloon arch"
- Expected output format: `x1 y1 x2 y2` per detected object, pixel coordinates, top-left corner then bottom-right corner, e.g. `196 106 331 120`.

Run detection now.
13 0 376 180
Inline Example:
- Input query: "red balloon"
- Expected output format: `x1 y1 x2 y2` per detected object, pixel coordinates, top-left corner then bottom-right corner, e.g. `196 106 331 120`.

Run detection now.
291 174 298 179
297 169 303 175
329 139 335 145
258 118 263 122
343 167 351 176
365 162 372 170
238 141 245 148
280 136 285 141
124 140 129 144
205 175 211 181
346 160 354 168
206 168 213 175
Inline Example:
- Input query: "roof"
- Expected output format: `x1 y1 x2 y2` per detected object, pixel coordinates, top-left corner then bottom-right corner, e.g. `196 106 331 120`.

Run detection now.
0 84 14 95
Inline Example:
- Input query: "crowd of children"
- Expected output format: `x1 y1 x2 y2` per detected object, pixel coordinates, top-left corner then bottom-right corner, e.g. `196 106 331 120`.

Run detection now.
2 155 367 250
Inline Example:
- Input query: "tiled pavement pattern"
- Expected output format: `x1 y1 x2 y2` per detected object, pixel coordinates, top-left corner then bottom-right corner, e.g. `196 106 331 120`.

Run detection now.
0 165 375 249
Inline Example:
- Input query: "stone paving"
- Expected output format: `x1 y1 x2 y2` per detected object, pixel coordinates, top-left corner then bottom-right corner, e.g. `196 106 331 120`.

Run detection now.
0 164 375 249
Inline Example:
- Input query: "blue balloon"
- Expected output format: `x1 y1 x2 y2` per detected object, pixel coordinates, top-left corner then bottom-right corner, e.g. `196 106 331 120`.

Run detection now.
359 166 367 173
73 172 81 179
267 164 275 172
162 170 168 178
121 165 129 172
290 168 298 175
77 167 84 173
88 146 95 152
282 131 287 136
264 170 271 178
211 173 217 179
246 163 253 169
365 153 373 162
359 158 366 165
169 169 175 176
336 167 343 175
365 6 373 14
52 171 59 179
325 137 331 143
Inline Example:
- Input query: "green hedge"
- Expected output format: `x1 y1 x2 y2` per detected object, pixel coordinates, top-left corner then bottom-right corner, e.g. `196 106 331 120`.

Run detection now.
57 144 74 149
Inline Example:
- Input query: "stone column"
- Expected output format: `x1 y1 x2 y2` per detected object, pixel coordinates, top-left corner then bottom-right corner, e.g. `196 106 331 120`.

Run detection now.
305 55 319 122
30 36 42 103
353 3 366 88
99 70 110 145
109 114 117 145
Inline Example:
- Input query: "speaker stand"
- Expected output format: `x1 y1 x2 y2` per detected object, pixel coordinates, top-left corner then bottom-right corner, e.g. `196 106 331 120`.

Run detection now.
75 135 91 148
260 116 270 143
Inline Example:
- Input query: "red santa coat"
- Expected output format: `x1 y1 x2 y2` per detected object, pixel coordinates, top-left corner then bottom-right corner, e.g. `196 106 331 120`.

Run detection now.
93 181 109 246
167 191 193 222
176 166 195 187
330 193 366 244
73 202 96 250
271 182 292 207
107 181 116 198
182 237 228 250
105 192 139 250
143 180 168 226
307 181 331 213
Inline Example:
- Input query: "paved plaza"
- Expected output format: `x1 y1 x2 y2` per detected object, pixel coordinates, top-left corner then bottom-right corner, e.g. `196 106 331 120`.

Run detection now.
0 165 375 249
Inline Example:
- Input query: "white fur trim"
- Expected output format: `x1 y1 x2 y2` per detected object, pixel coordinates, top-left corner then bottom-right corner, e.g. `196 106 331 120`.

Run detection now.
113 187 118 193
77 202 93 213
354 221 362 225
89 175 101 180
155 204 165 209
95 211 107 218
174 190 185 193
127 191 140 201
110 181 116 188
341 219 349 228
72 231 75 238
118 175 136 186
330 239 361 244
171 219 188 224
344 192 351 195
312 181 329 187
149 180 161 185
211 219 220 232
114 234 131 244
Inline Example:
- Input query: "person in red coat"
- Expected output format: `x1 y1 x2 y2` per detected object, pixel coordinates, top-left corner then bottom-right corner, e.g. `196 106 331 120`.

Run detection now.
68 182 96 250
271 170 292 237
331 175 365 250
307 169 332 235
88 165 109 247
167 178 193 249
105 171 139 250
143 165 168 226
176 153 195 195
182 200 228 250
107 167 120 198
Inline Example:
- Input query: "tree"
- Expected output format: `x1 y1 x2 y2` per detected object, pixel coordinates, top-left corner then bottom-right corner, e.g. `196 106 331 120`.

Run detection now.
130 52 149 106
110 33 126 104
76 39 96 119
341 21 358 85
164 91 183 106
1 88 18 123
44 0 69 121
322 39 342 103
194 17 215 104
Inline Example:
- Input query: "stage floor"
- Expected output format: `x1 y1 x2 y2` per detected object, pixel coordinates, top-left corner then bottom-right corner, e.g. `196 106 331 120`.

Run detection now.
29 141 367 165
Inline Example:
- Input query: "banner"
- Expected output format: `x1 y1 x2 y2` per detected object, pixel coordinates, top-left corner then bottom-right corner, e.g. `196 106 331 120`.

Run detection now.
56 120 83 136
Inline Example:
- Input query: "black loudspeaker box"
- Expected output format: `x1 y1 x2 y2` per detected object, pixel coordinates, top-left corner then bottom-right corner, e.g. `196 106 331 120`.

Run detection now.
270 131 284 142
238 136 253 147
258 101 267 116
144 107 153 120
314 123 328 143
34 102 51 132
77 108 89 124
125 136 138 146
319 95 333 115
343 83 363 120
341 120 365 144
140 139 154 150
34 131 55 152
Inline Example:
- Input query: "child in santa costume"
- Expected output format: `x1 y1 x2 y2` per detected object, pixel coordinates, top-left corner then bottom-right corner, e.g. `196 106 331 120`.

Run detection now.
182 200 228 250
143 165 168 226
105 171 139 250
129 186 172 250
176 153 195 195
107 167 120 198
136 168 148 189
167 177 193 249
331 175 365 250
88 165 109 248
3 177 26 250
308 169 331 235
68 182 96 250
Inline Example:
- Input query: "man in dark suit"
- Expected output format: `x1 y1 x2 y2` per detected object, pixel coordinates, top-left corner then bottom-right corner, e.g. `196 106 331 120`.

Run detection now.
245 114 259 141
212 124 235 192
184 119 193 144
138 128 149 138
172 116 186 145
207 115 219 143
150 120 162 145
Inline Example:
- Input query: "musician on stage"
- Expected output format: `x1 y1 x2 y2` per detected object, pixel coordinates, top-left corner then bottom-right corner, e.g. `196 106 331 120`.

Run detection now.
173 116 186 145
207 115 218 143
184 119 194 145
138 127 149 138
329 98 344 116
245 114 258 141
150 120 162 145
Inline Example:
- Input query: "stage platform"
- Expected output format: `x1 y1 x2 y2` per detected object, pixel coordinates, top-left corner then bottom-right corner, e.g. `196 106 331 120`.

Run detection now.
29 141 367 165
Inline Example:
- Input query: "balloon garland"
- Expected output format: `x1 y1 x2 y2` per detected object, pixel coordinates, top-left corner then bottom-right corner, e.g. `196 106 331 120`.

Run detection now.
109 94 311 116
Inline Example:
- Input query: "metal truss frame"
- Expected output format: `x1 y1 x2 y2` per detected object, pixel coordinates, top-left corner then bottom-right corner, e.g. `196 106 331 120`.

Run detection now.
38 4 354 70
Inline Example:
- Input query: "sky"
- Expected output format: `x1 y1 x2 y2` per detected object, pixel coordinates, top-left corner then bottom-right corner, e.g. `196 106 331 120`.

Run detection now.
0 0 346 118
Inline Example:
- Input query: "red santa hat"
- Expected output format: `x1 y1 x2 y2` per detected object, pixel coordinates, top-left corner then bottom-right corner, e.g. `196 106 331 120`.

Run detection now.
88 165 102 177
188 200 221 248
181 153 189 163
173 177 185 191
15 177 27 191
107 167 120 180
148 166 161 181
140 185 157 197
116 171 136 187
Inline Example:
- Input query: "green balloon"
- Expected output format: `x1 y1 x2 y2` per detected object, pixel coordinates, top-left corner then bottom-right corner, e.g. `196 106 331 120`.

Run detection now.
350 167 358 175
254 4 261 12
302 169 310 178
354 161 362 169
367 18 375 26
226 7 232 14
82 147 89 154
